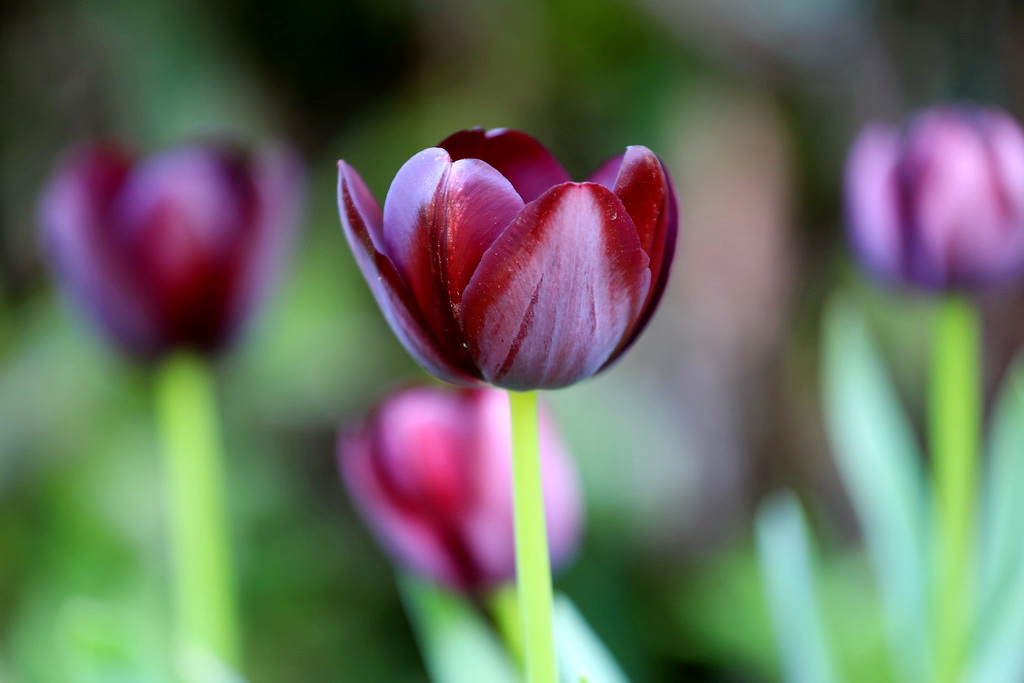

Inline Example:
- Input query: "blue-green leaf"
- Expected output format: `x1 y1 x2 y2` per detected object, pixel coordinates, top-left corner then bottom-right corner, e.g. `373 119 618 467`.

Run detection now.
398 574 519 683
554 594 629 683
970 357 1024 683
821 298 930 683
755 493 841 683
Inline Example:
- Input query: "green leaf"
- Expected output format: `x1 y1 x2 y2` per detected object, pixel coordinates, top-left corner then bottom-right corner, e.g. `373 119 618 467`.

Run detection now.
53 595 174 683
980 357 1024 612
553 594 629 683
821 298 930 683
755 493 841 683
970 358 1024 683
398 574 519 683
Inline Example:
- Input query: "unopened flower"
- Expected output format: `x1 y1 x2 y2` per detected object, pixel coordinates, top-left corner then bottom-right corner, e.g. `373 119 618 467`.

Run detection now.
846 105 1024 290
40 141 303 357
340 386 582 592
337 128 678 390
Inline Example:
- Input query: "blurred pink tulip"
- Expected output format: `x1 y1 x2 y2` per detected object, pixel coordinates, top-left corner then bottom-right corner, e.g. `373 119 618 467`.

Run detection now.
340 386 582 592
846 104 1024 290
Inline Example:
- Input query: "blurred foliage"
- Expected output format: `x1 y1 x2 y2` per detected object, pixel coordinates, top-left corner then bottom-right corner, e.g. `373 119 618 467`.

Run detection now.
4 0 1024 680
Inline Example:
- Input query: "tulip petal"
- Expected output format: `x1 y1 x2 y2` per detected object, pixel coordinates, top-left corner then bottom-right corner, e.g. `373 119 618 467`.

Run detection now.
444 158 525 302
380 148 451 313
845 125 904 283
438 128 571 203
606 147 678 357
379 150 525 371
462 183 651 390
342 429 470 588
115 145 260 350
339 161 476 385
39 144 164 356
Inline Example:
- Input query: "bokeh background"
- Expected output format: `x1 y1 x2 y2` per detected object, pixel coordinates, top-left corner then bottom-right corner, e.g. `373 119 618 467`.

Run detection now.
4 0 1024 680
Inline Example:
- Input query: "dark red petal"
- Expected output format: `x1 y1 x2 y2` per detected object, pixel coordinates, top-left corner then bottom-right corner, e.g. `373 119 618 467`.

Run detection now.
378 150 524 376
461 183 651 390
112 145 262 350
39 143 165 356
438 128 571 203
443 158 525 303
338 161 475 385
604 147 679 361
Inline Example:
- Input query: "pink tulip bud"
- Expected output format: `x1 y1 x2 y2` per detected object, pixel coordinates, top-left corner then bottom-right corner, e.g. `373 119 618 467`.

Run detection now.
846 105 1024 290
40 141 303 358
340 386 583 592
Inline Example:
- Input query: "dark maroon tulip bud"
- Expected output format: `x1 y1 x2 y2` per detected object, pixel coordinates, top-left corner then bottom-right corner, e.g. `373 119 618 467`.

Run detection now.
40 141 303 358
338 128 678 390
340 386 582 592
846 105 1024 290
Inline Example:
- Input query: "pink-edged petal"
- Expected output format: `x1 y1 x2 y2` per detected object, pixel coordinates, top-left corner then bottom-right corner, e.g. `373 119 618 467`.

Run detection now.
338 161 386 257
438 128 571 203
379 150 525 373
612 147 671 261
461 183 651 390
603 148 679 362
443 158 525 303
380 148 451 316
338 162 476 385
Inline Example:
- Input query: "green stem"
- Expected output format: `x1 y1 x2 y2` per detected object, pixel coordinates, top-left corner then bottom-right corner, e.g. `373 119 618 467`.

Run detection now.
508 390 558 683
156 354 239 671
931 296 981 683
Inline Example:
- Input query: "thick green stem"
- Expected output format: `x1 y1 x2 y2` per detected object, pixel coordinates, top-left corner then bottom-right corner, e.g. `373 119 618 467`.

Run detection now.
931 296 981 683
508 391 557 683
156 354 239 671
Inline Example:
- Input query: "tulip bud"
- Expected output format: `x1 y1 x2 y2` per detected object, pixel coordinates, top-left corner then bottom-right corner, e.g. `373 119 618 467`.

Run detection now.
340 387 582 592
846 105 1024 290
337 128 678 390
40 141 303 358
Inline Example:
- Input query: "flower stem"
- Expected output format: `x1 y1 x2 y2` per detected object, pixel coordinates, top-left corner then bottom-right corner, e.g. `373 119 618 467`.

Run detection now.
508 390 557 683
931 296 980 683
155 353 239 671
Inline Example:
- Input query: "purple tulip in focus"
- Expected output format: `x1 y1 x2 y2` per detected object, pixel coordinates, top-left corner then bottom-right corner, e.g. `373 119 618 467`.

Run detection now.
846 105 1024 290
40 141 303 358
340 386 582 592
337 128 678 390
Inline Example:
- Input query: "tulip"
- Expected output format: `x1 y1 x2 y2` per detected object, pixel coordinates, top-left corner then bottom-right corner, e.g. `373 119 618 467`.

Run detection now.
846 104 1024 290
40 141 303 358
337 127 678 390
340 386 582 592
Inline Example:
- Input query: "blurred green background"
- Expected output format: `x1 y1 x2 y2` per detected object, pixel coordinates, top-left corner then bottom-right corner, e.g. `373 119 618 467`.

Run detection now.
3 0 1024 680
